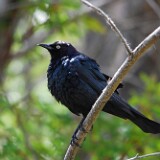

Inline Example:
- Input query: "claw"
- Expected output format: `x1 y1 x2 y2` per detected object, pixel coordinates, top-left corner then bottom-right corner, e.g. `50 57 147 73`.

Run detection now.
72 133 79 140
70 136 81 147
70 117 87 147
70 133 79 146
80 126 88 133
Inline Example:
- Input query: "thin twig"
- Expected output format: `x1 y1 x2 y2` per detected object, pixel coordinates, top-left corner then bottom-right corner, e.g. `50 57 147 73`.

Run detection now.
63 0 160 159
64 24 160 160
81 0 133 56
128 152 160 160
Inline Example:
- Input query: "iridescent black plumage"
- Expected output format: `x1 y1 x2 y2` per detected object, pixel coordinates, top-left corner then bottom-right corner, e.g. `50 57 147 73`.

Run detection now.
38 41 160 134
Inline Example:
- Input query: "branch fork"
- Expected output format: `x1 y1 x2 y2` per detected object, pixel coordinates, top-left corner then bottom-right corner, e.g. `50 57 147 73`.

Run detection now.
64 0 160 159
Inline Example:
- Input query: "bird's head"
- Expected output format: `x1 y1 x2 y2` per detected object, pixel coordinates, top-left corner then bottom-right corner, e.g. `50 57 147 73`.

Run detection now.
37 41 77 59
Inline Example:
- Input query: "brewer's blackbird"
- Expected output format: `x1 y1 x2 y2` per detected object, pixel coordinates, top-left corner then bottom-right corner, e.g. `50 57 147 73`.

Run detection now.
38 40 160 138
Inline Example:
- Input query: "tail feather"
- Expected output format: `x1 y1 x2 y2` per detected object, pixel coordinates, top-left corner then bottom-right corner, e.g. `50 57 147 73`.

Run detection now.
103 93 160 134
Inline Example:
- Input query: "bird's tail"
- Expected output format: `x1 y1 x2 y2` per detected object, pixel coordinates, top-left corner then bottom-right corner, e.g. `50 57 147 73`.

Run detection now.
103 93 160 134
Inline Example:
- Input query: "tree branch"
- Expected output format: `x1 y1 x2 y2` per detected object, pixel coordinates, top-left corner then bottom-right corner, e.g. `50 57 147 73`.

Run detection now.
64 0 160 159
128 152 160 160
81 0 133 55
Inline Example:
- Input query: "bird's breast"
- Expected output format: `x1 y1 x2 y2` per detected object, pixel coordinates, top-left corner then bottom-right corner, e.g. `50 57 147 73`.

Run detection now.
47 61 80 102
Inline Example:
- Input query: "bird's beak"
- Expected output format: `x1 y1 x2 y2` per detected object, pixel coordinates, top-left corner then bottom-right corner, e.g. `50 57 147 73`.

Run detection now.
37 43 52 50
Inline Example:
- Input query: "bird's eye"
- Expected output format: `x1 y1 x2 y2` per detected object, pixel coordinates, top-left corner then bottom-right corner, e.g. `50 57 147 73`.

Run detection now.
56 45 61 49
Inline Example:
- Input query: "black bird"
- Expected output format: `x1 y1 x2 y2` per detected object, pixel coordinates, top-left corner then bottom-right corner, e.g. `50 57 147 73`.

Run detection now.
38 40 160 137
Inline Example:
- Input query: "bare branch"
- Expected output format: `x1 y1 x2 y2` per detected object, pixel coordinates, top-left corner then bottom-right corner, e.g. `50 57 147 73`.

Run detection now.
64 1 160 159
81 0 133 55
128 152 160 160
64 26 160 160
78 0 114 15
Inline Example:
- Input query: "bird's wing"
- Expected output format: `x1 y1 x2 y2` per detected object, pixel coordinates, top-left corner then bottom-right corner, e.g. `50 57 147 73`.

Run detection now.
70 54 122 94
70 55 107 94
103 73 123 94
103 74 123 88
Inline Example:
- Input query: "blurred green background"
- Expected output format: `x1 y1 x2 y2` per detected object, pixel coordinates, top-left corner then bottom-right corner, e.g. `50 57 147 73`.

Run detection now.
0 0 160 159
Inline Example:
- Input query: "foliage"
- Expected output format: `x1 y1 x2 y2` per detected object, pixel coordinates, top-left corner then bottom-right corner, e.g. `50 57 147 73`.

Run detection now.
0 1 104 159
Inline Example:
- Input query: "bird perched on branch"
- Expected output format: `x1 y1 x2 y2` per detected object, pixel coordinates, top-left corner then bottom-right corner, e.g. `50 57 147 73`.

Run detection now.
38 40 160 142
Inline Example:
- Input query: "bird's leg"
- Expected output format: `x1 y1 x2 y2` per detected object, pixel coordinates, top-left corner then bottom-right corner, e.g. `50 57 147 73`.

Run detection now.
71 117 88 146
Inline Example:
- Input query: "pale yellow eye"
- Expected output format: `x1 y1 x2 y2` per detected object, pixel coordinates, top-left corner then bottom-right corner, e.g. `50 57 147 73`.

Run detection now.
56 45 61 49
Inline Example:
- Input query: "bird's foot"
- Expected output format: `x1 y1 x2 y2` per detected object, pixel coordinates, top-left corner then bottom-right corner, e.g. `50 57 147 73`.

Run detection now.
80 125 88 133
70 134 80 147
70 124 88 147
